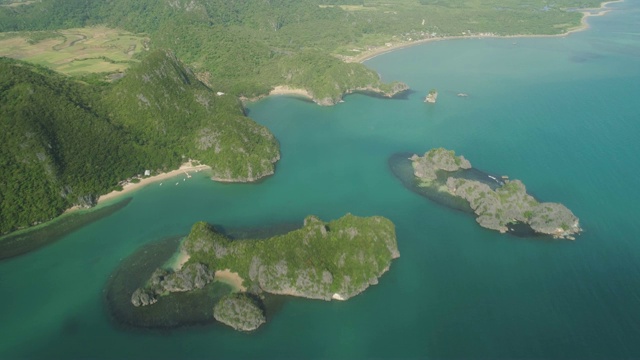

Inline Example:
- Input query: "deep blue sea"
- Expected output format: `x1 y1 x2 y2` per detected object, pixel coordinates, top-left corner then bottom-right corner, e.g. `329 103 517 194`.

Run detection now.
1 1 639 358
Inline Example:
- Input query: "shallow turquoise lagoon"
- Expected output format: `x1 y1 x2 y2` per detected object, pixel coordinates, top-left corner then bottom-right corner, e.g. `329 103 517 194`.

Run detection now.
1 1 640 358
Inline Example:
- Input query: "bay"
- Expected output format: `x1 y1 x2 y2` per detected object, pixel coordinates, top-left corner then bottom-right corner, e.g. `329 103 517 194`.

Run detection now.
1 1 639 358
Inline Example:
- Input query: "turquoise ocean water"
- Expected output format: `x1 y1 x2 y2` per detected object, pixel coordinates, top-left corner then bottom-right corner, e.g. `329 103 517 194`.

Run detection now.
2 2 640 358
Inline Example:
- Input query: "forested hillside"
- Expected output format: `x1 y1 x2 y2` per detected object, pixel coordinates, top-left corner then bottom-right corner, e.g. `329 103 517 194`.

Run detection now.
0 52 279 234
0 58 140 233
105 50 279 182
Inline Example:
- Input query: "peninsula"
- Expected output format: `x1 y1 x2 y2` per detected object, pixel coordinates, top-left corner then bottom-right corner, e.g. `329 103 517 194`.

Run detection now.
406 148 581 239
130 214 399 331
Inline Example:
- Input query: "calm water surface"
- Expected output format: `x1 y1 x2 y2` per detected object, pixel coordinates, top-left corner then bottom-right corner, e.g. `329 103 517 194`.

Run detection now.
1 1 640 358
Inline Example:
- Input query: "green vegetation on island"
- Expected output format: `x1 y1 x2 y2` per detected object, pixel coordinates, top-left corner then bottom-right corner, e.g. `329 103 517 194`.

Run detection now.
406 148 581 239
0 0 603 102
132 214 399 331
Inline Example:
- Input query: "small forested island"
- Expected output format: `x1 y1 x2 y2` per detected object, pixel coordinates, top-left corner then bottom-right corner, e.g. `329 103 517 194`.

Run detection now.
393 148 581 239
126 214 399 331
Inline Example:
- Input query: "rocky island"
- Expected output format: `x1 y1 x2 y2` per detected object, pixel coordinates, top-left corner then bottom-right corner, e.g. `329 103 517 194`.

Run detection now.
393 148 581 239
128 214 399 331
213 294 266 332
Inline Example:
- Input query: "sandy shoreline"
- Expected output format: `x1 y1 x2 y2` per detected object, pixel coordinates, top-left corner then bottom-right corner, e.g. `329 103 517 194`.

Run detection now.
350 0 624 63
269 85 313 100
98 161 210 203
168 247 190 271
64 161 211 214
215 269 247 292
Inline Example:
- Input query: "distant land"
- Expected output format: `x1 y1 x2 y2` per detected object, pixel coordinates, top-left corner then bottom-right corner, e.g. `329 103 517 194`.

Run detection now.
0 0 607 243
391 148 581 239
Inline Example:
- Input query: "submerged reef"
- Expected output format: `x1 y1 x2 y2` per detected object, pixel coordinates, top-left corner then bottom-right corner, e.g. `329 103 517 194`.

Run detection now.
392 148 581 239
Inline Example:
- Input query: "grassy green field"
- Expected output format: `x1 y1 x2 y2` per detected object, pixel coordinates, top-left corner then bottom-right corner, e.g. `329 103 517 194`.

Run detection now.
0 26 148 76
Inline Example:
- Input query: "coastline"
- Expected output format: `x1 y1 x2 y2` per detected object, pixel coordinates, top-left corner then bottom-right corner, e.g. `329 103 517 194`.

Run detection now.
167 248 247 291
250 1 622 105
269 85 313 100
350 0 624 63
64 161 211 214
214 269 247 292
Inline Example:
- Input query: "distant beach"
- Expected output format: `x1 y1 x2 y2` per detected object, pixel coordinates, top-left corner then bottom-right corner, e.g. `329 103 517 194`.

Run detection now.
64 161 210 214
350 0 624 63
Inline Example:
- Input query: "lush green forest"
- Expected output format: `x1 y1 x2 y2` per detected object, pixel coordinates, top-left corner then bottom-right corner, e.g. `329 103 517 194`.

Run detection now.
0 0 602 100
0 0 603 235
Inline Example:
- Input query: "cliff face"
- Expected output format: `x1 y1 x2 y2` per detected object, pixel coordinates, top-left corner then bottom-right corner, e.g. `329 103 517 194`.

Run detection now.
183 214 399 301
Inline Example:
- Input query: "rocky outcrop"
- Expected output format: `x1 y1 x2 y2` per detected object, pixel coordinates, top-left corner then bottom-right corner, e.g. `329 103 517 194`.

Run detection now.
425 89 438 103
131 263 215 307
445 177 581 238
308 82 409 106
411 148 471 182
210 153 281 183
213 293 266 332
75 194 98 208
131 288 157 307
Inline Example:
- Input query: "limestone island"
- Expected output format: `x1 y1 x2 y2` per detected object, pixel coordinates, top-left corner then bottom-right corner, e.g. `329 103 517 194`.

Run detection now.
129 214 399 332
425 89 438 103
392 148 581 239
